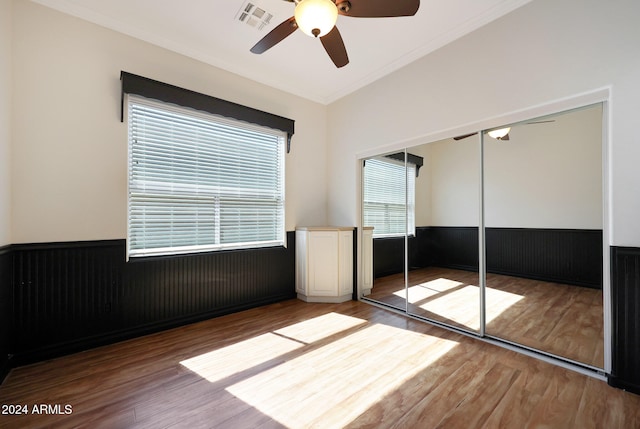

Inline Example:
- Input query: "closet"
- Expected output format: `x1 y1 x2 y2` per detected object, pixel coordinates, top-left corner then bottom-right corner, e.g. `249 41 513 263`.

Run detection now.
360 103 606 371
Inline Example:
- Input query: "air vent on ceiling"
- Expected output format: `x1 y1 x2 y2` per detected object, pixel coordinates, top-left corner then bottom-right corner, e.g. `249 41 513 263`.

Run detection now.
236 1 273 31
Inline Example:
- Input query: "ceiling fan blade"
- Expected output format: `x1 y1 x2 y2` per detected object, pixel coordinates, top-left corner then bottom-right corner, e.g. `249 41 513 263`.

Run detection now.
453 133 477 141
250 17 297 54
526 120 555 125
337 0 420 18
320 26 349 68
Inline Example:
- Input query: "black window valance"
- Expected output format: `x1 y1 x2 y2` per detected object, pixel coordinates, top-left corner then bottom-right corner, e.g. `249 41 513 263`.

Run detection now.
385 152 424 176
120 71 295 152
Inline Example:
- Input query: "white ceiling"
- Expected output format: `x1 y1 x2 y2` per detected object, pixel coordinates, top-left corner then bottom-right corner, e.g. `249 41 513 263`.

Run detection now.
31 0 532 105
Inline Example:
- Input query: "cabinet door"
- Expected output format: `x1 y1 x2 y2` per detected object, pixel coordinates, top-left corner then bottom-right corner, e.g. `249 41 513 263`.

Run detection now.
308 231 339 296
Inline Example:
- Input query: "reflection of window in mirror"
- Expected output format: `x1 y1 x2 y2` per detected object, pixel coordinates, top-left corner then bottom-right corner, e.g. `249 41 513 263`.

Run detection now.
363 155 418 237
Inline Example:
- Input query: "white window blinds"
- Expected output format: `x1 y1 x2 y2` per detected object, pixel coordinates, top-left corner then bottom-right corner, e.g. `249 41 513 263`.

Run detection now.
127 95 285 258
363 157 416 237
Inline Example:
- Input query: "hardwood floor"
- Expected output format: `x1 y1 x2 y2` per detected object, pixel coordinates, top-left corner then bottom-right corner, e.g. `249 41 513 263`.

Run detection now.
368 267 604 367
1 299 637 428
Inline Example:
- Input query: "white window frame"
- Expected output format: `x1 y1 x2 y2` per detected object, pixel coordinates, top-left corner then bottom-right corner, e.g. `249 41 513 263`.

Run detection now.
126 95 286 259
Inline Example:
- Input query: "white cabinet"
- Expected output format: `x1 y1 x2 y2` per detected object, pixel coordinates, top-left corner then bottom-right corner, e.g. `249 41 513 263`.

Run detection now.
296 227 354 303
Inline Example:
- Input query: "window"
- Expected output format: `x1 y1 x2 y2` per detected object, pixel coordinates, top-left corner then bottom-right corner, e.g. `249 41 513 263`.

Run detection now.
363 156 416 237
127 95 286 258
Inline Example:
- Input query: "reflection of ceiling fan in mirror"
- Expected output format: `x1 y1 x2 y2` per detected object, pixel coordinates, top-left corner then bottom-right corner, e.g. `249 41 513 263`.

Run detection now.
250 0 420 68
453 120 556 141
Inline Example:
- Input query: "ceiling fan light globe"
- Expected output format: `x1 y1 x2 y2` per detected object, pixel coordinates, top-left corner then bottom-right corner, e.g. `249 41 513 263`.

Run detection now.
295 0 338 38
488 127 511 140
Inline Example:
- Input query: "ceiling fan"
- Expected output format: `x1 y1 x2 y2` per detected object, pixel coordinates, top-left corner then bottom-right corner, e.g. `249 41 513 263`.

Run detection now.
453 120 556 141
250 0 420 68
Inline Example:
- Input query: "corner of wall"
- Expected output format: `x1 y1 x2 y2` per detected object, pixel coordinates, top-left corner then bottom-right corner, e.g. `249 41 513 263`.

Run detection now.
0 0 13 247
1 0 15 385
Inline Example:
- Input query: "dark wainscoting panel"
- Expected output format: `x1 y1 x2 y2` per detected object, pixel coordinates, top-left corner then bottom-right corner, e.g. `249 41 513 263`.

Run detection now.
485 228 602 289
13 241 124 361
428 227 479 271
373 227 602 288
371 226 480 275
10 234 296 365
409 227 432 270
372 229 431 279
373 236 405 278
609 246 640 395
0 246 13 383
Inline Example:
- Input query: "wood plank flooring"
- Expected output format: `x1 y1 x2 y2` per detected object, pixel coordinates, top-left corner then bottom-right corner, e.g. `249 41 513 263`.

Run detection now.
1 299 637 428
368 267 604 367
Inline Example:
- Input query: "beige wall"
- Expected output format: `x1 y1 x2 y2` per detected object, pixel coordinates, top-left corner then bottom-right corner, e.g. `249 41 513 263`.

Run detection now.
11 1 328 244
417 137 480 228
8 0 640 246
327 0 640 246
411 105 602 229
0 0 11 246
484 105 602 229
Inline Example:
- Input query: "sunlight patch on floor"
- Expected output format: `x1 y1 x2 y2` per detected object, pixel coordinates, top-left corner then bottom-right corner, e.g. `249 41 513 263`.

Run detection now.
416 284 481 329
387 277 524 331
485 286 525 324
180 313 367 384
393 277 464 301
180 332 304 383
226 323 459 428
274 312 367 344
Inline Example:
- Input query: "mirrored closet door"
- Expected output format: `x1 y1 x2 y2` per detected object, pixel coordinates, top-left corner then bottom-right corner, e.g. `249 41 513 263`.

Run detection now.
483 104 604 368
403 138 481 333
360 102 605 370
